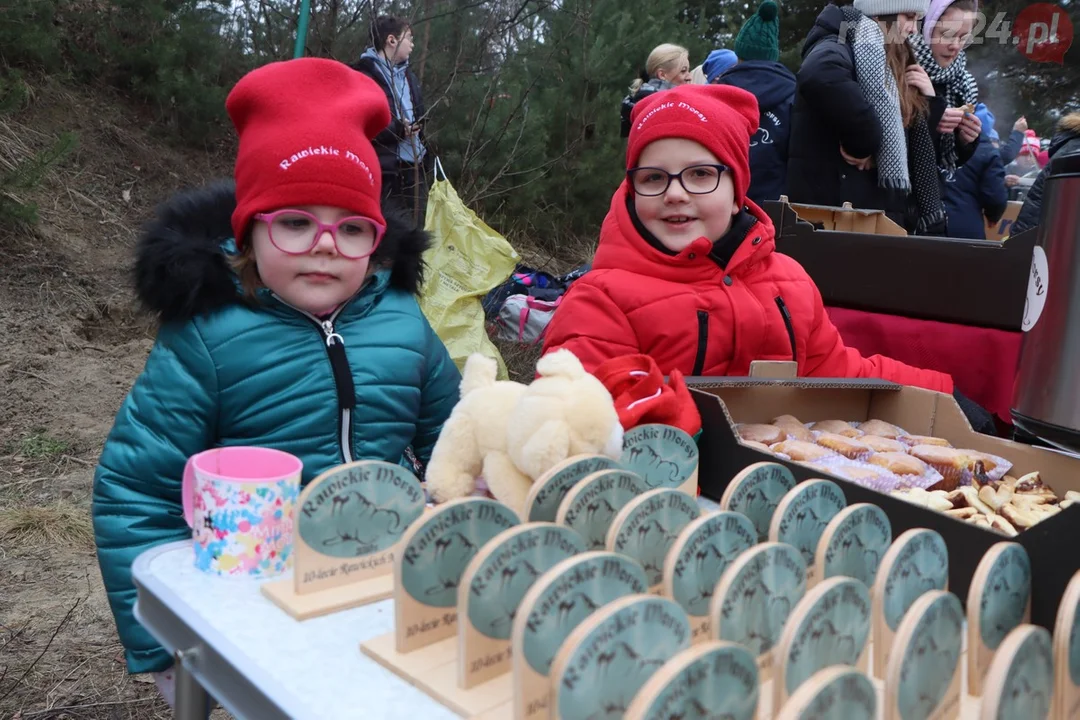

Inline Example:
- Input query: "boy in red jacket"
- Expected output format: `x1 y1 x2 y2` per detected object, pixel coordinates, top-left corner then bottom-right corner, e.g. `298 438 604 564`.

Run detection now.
542 84 953 394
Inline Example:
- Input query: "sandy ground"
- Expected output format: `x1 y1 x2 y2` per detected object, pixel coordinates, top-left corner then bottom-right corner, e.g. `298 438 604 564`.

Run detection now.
0 81 232 719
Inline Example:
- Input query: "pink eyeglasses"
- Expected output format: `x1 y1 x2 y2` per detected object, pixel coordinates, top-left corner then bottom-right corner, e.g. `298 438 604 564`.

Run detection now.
253 209 386 259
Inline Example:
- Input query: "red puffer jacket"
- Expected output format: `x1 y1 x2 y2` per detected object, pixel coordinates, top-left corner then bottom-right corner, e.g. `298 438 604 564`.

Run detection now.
542 184 953 393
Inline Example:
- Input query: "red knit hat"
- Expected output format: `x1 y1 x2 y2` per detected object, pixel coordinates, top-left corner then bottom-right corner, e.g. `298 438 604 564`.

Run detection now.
627 84 760 210
226 58 391 246
593 354 702 437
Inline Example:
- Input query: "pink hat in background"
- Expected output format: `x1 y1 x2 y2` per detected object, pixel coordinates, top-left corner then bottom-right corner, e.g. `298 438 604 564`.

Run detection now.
1020 129 1041 157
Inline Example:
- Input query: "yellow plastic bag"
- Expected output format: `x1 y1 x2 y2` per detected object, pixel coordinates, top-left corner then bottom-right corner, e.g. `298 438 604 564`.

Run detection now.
421 158 520 379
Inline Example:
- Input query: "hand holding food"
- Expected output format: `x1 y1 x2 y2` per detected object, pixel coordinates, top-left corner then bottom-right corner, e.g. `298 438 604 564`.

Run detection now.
938 107 964 134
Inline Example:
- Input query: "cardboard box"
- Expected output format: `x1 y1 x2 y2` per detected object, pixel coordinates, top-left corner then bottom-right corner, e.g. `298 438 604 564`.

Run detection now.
763 199 1035 331
774 197 907 236
984 201 1024 242
688 377 1080 631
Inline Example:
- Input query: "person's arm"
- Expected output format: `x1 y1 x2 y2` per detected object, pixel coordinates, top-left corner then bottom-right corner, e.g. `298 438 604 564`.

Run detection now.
797 43 880 160
353 61 408 145
411 317 462 465
980 150 1009 225
540 281 639 374
1000 129 1023 165
800 279 954 393
956 132 979 166
92 322 218 674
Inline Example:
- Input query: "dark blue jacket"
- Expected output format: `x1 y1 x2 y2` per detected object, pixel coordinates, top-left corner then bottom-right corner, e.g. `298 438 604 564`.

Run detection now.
942 134 1008 239
787 5 947 233
715 60 797 206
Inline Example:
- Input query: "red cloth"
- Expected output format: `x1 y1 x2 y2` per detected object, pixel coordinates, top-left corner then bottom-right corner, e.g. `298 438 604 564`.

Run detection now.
226 58 390 244
628 84 760 209
541 187 954 393
826 306 1022 421
593 355 702 436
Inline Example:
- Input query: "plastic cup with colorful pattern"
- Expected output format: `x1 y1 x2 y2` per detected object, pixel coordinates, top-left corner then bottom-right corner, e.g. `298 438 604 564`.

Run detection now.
182 447 302 578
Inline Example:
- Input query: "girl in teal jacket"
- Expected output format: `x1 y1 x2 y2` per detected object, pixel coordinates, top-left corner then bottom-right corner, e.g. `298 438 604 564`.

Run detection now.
91 58 461 681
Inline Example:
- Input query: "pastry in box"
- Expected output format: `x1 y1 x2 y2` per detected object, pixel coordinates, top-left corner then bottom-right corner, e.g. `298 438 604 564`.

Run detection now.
860 435 908 453
770 439 835 462
857 419 905 440
813 431 873 461
736 423 786 445
770 415 815 442
809 419 863 438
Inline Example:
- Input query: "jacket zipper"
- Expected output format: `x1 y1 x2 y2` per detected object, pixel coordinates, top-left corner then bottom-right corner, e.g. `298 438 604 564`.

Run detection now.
692 310 709 376
272 295 356 463
775 296 797 362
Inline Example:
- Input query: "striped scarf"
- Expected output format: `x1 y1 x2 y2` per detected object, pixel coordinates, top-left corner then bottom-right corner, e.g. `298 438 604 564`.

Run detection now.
840 7 946 234
908 33 979 171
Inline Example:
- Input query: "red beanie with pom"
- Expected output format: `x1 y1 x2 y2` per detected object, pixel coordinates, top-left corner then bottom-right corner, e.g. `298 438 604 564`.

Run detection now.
226 58 391 246
627 84 760 210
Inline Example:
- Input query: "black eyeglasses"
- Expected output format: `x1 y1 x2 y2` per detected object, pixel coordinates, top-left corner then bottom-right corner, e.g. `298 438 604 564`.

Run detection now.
627 164 729 196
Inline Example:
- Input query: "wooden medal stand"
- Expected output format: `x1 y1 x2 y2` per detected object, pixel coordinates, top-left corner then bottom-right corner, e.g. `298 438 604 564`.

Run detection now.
662 511 757 644
522 454 619 522
768 479 846 588
774 666 878 720
710 542 809 689
1052 570 1080 720
510 551 648 720
624 641 762 720
964 542 1031 699
605 487 701 594
554 468 647 550
361 497 521 715
812 503 892 591
870 528 949 681
620 423 700 497
261 460 427 620
548 594 692 720
978 624 1054 720
882 590 964 720
720 462 796 544
771 576 872 714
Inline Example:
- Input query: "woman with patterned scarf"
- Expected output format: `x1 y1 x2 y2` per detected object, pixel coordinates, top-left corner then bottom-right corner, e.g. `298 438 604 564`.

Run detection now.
788 0 951 235
911 0 983 175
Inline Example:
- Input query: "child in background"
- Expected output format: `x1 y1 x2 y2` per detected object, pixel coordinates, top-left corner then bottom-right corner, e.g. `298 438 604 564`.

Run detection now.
92 58 461 698
542 84 953 393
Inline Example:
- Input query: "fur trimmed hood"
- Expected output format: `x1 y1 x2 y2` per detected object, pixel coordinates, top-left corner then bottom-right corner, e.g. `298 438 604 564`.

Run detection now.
134 181 429 323
1058 113 1080 135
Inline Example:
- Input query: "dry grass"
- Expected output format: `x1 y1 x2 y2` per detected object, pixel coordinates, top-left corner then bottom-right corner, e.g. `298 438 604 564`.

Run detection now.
0 503 95 549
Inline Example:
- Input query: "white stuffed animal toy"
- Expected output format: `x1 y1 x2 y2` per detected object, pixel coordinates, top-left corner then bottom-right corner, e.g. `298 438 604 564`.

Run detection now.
425 349 624 514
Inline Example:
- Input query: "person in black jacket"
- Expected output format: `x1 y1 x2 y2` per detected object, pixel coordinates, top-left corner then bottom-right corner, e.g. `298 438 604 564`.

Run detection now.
941 103 1007 239
620 44 691 137
715 0 796 205
787 0 949 235
1013 113 1080 234
351 16 430 226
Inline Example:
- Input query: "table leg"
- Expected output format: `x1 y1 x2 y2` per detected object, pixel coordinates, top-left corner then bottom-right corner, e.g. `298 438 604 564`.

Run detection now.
174 648 212 720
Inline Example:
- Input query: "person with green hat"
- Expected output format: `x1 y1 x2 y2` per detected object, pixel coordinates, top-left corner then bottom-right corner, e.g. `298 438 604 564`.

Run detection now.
713 0 796 205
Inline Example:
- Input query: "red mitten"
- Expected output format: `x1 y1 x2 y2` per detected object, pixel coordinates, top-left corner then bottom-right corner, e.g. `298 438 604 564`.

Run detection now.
593 355 702 437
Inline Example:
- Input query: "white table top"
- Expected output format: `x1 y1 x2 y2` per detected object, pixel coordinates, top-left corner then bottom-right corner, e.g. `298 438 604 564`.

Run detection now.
134 542 461 720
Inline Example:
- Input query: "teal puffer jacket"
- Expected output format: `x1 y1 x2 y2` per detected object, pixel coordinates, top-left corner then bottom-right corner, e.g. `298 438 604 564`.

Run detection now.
92 182 461 674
